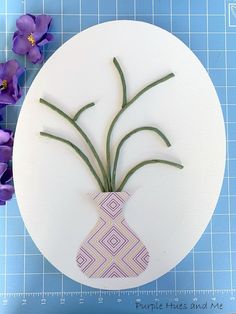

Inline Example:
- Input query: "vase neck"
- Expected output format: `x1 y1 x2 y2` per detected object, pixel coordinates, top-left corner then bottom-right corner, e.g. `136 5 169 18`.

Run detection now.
90 192 130 220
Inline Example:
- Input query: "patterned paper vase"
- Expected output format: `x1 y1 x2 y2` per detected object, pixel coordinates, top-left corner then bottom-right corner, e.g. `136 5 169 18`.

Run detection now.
76 192 149 278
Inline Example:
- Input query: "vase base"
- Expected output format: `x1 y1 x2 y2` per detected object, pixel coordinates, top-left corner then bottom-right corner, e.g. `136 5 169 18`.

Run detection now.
76 192 149 278
77 244 149 278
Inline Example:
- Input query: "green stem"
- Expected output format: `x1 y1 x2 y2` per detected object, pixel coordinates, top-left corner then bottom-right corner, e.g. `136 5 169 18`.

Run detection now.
106 72 174 191
113 57 127 107
40 98 109 191
111 126 171 190
117 159 184 192
40 132 105 192
128 73 175 106
73 102 95 121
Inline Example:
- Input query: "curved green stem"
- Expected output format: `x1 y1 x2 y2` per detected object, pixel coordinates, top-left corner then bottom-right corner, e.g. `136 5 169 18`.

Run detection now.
73 102 95 121
106 72 174 191
40 132 105 192
111 126 171 190
128 73 175 106
40 98 109 191
113 57 127 107
117 159 184 192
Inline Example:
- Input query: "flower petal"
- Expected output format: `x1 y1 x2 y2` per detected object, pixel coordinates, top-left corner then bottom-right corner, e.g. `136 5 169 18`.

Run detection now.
12 35 31 55
34 15 52 41
3 130 14 147
11 76 22 102
0 129 11 145
16 14 36 34
0 146 12 162
3 60 20 81
0 92 16 105
0 163 7 179
16 66 25 79
0 200 6 205
0 184 14 201
13 30 20 40
37 33 54 46
27 46 43 64
1 167 13 184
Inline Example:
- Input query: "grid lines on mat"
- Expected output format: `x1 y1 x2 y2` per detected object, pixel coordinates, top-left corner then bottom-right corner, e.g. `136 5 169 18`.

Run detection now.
0 0 235 312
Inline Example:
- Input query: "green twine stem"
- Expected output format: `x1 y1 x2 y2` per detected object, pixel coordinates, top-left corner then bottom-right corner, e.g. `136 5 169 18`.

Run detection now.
106 71 175 191
40 61 179 192
128 73 175 106
73 102 95 121
117 159 184 192
40 98 109 191
111 126 171 190
40 132 105 192
113 57 127 107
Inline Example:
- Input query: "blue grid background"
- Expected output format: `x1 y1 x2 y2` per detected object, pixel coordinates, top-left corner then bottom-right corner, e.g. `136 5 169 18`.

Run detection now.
0 0 236 313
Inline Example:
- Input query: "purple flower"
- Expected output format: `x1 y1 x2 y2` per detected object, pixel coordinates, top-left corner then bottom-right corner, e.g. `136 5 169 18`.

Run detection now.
0 129 13 162
12 14 53 64
0 129 14 205
0 60 24 106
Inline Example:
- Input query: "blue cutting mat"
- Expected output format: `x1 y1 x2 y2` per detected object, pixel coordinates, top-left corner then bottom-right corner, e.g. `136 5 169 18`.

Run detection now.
0 0 236 313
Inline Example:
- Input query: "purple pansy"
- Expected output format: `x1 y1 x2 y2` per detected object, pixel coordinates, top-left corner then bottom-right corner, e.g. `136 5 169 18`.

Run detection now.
0 60 24 106
0 129 14 205
13 14 53 64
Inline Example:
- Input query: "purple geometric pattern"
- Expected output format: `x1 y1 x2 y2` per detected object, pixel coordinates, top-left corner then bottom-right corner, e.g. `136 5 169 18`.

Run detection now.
76 192 149 278
76 247 95 272
99 225 128 256
99 193 124 219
